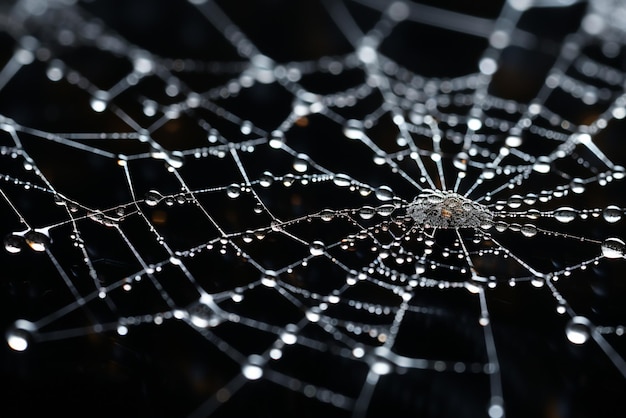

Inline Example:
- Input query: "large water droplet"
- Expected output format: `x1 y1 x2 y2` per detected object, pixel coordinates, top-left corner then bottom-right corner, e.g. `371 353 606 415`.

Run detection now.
603 205 622 223
601 237 625 258
565 316 592 344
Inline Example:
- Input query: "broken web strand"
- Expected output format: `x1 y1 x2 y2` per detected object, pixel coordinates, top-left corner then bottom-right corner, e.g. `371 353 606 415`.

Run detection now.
1 0 626 417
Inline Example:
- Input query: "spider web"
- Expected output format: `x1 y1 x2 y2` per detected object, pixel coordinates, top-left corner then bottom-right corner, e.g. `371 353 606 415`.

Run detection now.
2 0 626 417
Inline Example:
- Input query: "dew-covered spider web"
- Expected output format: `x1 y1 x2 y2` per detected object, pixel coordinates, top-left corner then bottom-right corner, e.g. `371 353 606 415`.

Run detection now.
2 0 626 417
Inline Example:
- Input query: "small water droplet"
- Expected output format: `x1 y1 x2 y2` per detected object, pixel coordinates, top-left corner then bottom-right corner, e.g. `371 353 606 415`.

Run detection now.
494 221 508 232
601 237 625 258
226 184 241 198
565 316 592 344
24 230 49 252
90 90 109 112
320 209 334 222
261 271 278 287
603 205 622 223
507 195 523 209
376 204 395 217
309 241 325 256
259 171 274 187
293 154 309 173
6 320 36 351
333 173 352 187
343 119 364 139
532 157 551 173
570 178 585 194
242 363 263 380
554 207 577 223
375 185 394 201
144 190 163 206
269 130 285 149
520 224 537 237
4 234 23 253
188 299 222 328
358 206 376 220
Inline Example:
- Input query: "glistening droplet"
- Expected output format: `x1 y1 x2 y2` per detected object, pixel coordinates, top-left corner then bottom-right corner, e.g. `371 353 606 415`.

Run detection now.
601 237 625 258
565 316 592 344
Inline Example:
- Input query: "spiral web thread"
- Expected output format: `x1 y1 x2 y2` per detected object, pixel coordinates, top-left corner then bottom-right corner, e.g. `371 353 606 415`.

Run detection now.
2 0 626 417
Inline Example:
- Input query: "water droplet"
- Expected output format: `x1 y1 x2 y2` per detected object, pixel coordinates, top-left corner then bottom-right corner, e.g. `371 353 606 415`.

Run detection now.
309 241 325 256
601 237 625 258
358 206 376 220
240 120 253 135
293 154 309 173
24 230 49 252
520 224 537 237
371 360 392 375
453 152 468 170
226 184 241 198
188 299 222 328
494 221 508 232
165 152 185 168
320 209 334 222
333 174 352 187
259 171 274 187
46 60 65 81
507 195 523 209
603 205 622 223
554 207 577 223
6 320 36 351
570 178 585 194
532 157 551 173
343 119 364 139
144 190 163 206
261 271 278 287
376 204 395 217
375 185 394 201
4 234 23 253
90 90 109 113
482 168 496 180
269 130 285 149
565 316 592 344
242 363 263 380
505 136 522 147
